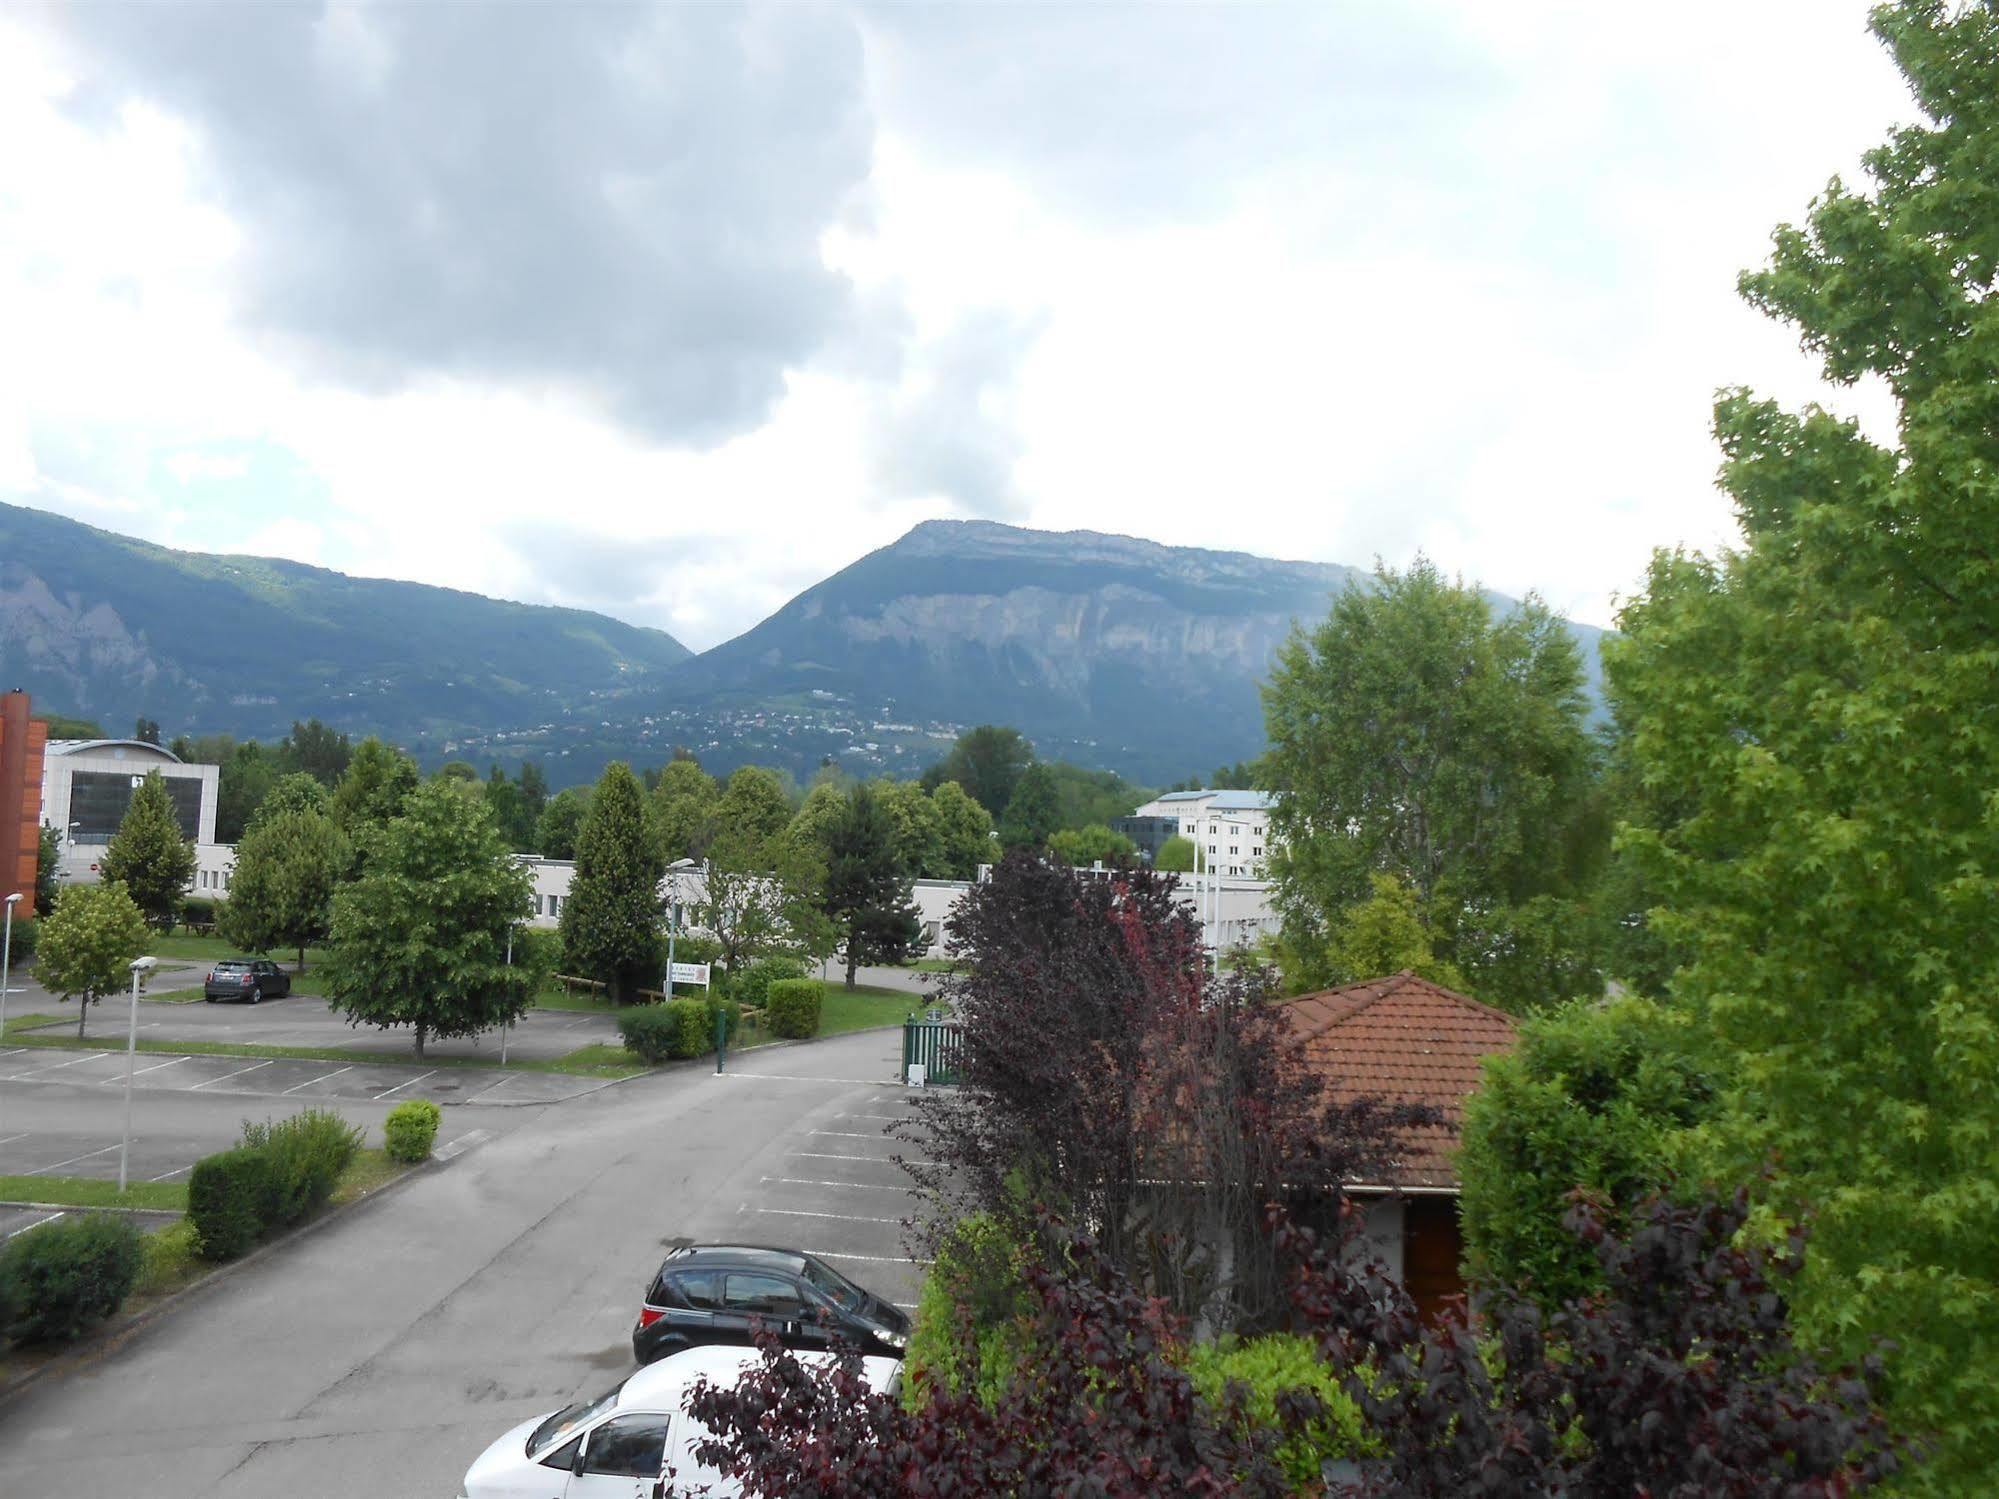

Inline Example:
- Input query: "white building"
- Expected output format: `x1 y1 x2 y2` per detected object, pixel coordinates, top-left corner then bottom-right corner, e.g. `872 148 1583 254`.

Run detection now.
42 739 220 882
1123 789 1277 877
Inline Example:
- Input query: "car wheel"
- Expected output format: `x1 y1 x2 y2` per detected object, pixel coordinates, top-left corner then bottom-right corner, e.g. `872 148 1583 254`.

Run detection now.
249 986 262 1004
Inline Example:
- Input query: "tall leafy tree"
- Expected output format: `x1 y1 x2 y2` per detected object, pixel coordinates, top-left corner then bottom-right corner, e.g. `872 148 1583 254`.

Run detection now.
323 781 534 1058
277 718 352 786
1046 824 1136 868
649 759 720 860
700 830 830 976
997 763 1061 851
483 765 532 851
517 761 549 828
98 771 197 931
1607 5 1999 1480
34 824 61 916
716 765 794 846
1261 559 1599 1007
821 785 920 989
331 737 420 841
132 716 161 745
561 762 663 1003
38 881 148 1039
215 740 275 843
218 807 348 971
535 786 591 860
783 781 849 862
871 778 946 879
929 780 995 880
922 724 1035 820
256 771 330 823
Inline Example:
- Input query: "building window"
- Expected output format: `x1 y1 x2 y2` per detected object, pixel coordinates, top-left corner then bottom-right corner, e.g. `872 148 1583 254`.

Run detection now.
1230 845 1239 855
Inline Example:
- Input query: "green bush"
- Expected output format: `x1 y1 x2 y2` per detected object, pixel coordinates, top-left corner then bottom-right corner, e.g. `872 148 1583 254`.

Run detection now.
188 1147 272 1261
704 991 741 1046
733 955 807 1014
383 1099 443 1163
1182 1333 1373 1492
179 897 220 927
240 1110 363 1227
765 978 822 1039
0 1212 144 1343
667 931 723 969
135 1219 201 1296
904 1213 1033 1411
4 913 36 962
618 999 710 1062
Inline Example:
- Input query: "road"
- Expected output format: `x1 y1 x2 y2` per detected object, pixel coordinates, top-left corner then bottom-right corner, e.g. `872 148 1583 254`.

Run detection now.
0 1027 930 1498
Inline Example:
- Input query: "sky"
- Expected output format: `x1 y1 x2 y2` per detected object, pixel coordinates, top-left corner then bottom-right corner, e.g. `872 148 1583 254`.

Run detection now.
0 2 1915 651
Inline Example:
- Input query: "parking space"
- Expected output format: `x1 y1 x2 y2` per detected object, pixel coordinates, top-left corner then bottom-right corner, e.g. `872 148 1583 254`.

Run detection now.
0 1204 181 1241
0 1044 619 1107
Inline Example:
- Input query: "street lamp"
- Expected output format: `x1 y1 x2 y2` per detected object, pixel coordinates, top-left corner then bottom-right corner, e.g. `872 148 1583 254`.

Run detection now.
500 923 514 1066
119 956 156 1193
1 892 20 1157
662 858 696 999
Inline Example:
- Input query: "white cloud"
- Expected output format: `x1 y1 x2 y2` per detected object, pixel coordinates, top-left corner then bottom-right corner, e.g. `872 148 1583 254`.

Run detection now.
0 2 1918 652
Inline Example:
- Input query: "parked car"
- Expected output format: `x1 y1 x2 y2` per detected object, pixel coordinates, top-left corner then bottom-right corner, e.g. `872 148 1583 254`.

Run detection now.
460 1343 900 1499
202 958 291 1004
631 1245 910 1366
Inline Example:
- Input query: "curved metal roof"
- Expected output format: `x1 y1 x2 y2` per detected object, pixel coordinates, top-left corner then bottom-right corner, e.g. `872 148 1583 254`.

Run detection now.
45 739 185 764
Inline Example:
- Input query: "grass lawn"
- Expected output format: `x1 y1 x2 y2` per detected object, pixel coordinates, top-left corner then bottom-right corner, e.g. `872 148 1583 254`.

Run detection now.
0 1176 189 1212
332 1146 413 1205
818 982 924 1036
532 984 620 1015
144 933 331 969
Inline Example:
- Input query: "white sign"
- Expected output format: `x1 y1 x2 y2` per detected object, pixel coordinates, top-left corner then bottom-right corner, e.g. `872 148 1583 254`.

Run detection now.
669 962 710 988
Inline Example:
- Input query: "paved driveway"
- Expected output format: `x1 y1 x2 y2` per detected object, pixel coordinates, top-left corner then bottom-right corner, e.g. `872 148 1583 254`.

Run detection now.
0 1028 938 1499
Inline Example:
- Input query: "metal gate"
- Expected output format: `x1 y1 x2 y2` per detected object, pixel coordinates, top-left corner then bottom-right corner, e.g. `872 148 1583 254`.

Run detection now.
901 1016 964 1086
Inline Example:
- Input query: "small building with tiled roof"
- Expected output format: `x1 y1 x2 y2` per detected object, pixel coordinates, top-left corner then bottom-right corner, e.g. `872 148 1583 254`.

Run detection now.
1278 971 1519 1320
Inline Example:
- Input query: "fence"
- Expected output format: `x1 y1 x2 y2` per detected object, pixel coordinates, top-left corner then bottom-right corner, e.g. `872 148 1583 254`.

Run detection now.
901 1016 964 1087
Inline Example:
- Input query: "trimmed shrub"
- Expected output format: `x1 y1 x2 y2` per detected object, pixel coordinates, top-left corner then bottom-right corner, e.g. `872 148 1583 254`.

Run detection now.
704 991 742 1046
733 955 807 1014
904 1213 1033 1411
3 913 36 962
188 1147 272 1261
240 1110 363 1227
1182 1333 1373 1491
667 931 723 969
619 999 710 1062
136 1219 201 1296
180 897 220 927
765 978 822 1039
0 1212 144 1343
383 1098 443 1163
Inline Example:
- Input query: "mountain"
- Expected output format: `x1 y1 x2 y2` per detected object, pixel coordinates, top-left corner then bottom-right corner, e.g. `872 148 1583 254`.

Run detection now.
0 500 691 749
638 520 1607 785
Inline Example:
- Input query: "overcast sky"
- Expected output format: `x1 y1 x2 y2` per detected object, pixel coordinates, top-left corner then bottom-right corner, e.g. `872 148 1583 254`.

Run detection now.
0 2 1912 650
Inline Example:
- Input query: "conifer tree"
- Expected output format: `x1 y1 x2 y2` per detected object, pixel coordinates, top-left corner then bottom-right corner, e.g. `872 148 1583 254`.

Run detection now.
98 770 196 931
561 762 663 1003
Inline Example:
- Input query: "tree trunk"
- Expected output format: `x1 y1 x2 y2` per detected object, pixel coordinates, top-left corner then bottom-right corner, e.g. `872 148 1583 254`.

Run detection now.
77 997 89 1039
845 945 858 991
414 1023 427 1060
296 945 307 973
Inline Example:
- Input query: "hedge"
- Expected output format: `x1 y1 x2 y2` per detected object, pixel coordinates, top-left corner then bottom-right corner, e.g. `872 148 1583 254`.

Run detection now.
3 913 36 962
705 991 741 1046
619 999 711 1063
765 978 822 1039
240 1110 363 1227
732 956 807 1012
0 1212 144 1343
1182 1333 1373 1490
189 1147 273 1261
384 1099 443 1163
903 1213 1032 1411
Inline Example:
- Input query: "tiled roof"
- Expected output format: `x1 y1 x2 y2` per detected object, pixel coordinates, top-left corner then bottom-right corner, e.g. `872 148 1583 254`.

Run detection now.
1279 971 1518 1191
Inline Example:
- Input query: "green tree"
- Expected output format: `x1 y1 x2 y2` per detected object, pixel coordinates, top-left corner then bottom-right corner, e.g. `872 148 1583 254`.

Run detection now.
277 718 352 787
1044 763 1150 833
1046 824 1136 868
132 716 161 745
483 765 531 851
783 781 848 862
34 824 61 916
821 785 921 989
517 762 549 828
37 881 148 1039
649 759 720 861
218 807 348 971
715 765 793 845
560 763 663 1003
323 781 534 1058
997 763 1061 851
216 740 275 844
35 713 104 739
699 830 828 976
1459 996 1716 1308
1606 6 1999 1479
535 786 591 860
1155 835 1199 874
930 780 996 880
254 771 330 825
330 737 420 847
922 725 1035 819
1316 872 1465 991
1262 558 1599 1005
872 778 946 879
434 760 480 784
98 771 196 932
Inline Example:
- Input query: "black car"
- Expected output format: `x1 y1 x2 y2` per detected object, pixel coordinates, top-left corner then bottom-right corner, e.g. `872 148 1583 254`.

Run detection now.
632 1245 910 1366
202 958 292 1003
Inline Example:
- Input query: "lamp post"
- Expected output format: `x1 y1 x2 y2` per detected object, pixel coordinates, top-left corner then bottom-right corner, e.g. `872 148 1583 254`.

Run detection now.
1 892 20 1155
501 924 513 1066
119 955 156 1193
661 858 696 1000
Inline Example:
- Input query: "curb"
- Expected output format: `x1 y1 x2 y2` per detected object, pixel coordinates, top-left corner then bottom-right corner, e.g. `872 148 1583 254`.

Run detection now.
0 1200 182 1217
0 1141 457 1411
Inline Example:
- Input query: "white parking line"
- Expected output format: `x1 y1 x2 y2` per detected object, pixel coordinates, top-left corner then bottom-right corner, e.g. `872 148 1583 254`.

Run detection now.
281 1065 353 1095
809 1130 890 1140
188 1059 276 1090
0 1047 28 1058
372 1070 435 1101
7 1051 111 1079
28 1142 121 1175
790 1152 933 1167
149 1166 190 1182
802 1249 928 1266
745 1206 903 1225
0 1133 28 1148
7 1211 62 1239
840 1114 911 1123
767 1176 913 1193
713 1072 883 1085
102 1056 192 1083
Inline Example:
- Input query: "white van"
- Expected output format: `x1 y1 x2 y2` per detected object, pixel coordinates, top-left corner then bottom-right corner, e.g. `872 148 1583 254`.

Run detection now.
459 1345 900 1499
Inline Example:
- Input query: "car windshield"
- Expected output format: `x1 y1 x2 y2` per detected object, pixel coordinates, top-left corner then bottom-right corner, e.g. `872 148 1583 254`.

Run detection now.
525 1380 624 1458
799 1257 866 1313
215 962 251 973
